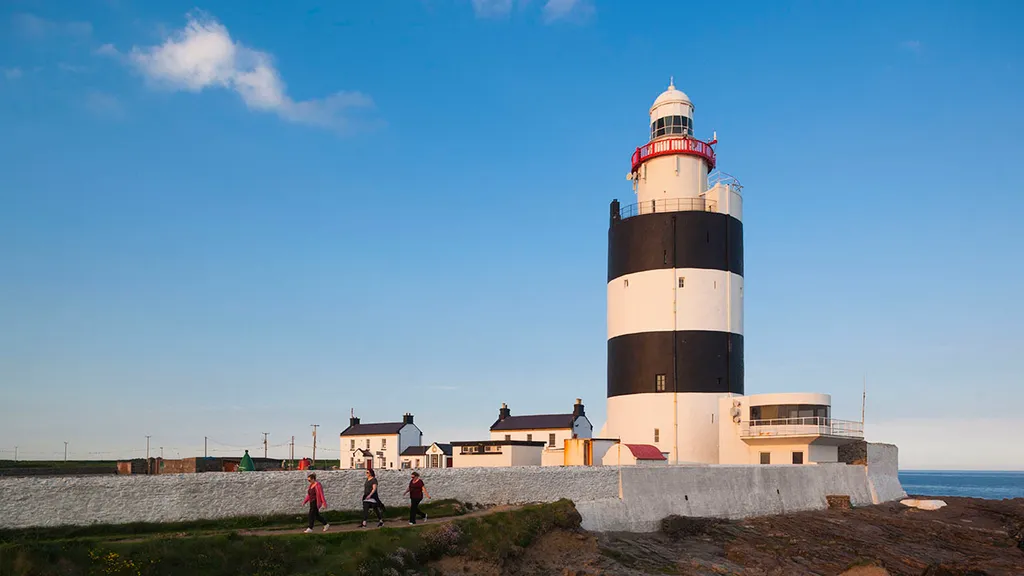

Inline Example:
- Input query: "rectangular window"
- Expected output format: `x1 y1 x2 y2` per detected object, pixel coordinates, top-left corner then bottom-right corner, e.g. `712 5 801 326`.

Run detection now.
381 438 386 449
678 277 685 288
431 454 439 467
624 279 629 287
366 439 370 450
655 373 666 392
350 440 355 450
760 452 771 465
654 428 660 442
505 434 511 441
526 434 532 442
549 433 556 447
792 452 804 465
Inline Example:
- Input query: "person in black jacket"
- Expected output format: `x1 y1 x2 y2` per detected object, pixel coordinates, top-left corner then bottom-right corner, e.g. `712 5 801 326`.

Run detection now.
360 468 385 528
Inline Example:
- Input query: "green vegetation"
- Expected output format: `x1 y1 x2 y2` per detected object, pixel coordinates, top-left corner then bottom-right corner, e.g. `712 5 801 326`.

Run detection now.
0 500 466 545
0 500 583 576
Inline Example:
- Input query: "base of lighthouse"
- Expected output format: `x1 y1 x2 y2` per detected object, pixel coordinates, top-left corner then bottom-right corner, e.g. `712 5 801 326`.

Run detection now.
603 392 732 464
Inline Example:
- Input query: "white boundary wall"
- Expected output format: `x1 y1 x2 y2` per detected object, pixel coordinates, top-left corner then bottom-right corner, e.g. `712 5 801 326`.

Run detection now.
0 443 904 532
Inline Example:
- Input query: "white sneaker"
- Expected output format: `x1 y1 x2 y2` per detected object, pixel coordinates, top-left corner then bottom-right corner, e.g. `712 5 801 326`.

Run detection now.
323 524 330 532
303 528 313 533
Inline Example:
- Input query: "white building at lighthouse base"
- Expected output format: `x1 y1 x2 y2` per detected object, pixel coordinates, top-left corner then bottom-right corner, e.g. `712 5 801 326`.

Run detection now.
599 392 864 466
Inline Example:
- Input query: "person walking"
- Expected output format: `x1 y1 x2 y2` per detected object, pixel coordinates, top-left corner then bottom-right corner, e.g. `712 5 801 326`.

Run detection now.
403 471 430 525
360 468 385 528
303 473 330 533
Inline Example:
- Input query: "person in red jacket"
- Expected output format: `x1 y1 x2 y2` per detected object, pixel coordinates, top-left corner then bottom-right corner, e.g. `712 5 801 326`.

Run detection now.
302 473 330 533
403 471 430 525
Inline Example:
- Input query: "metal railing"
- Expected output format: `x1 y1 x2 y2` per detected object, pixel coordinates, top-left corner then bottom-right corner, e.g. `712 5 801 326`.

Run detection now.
707 170 743 193
631 137 716 172
739 417 864 439
617 197 717 220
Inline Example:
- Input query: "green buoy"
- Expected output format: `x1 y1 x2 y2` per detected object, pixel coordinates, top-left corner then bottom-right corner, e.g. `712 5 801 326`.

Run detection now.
239 449 255 472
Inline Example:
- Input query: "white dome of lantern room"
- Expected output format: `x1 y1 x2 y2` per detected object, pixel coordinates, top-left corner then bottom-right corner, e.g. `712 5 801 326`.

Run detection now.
649 78 694 139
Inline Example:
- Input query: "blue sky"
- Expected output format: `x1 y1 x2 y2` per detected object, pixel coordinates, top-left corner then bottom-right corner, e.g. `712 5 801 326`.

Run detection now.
1 0 1022 469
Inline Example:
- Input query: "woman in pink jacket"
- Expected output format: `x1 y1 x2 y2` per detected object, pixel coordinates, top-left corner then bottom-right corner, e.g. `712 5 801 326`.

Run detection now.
303 473 330 533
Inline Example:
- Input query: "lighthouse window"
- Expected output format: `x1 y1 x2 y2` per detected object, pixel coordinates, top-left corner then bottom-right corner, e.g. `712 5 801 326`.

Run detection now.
655 373 666 392
678 277 685 288
651 115 693 139
654 428 660 442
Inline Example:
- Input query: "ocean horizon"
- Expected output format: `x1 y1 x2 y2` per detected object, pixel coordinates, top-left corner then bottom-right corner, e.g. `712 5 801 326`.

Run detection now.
899 470 1024 500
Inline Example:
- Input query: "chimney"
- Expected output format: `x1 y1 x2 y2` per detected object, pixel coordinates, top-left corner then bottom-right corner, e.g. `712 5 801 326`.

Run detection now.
350 415 360 428
572 398 585 419
402 413 414 425
498 403 511 421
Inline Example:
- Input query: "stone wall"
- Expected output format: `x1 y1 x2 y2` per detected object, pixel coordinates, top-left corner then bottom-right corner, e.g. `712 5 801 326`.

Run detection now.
0 443 905 532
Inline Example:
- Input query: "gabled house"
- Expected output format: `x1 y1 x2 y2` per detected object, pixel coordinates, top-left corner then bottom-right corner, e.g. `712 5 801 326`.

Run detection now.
489 398 593 448
340 413 422 470
399 442 453 469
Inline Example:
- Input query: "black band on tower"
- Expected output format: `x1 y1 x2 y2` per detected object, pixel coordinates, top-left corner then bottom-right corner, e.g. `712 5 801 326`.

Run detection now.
607 331 744 397
608 211 743 282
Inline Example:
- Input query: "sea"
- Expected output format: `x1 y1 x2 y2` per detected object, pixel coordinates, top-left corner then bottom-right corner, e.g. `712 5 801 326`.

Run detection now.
899 470 1024 500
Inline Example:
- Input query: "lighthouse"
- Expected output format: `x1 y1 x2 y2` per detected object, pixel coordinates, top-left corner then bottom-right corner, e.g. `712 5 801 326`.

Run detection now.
603 81 745 464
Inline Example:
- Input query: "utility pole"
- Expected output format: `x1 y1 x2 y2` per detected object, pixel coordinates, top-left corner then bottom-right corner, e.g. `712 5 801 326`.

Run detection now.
160 446 164 459
204 436 208 458
146 436 151 474
290 436 295 462
310 424 319 467
262 432 269 459
64 441 68 462
861 376 867 427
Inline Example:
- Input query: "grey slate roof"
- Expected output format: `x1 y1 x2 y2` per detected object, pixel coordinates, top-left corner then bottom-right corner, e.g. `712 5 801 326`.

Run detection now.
433 443 453 456
401 446 429 456
489 414 578 431
340 422 406 436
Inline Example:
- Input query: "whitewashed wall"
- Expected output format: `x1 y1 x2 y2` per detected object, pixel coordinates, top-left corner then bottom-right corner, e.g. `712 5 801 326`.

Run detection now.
0 443 904 532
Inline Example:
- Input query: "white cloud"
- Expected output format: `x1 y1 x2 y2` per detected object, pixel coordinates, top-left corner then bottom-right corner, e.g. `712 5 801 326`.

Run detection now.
470 0 592 23
471 0 514 18
127 11 373 131
3 67 23 80
542 0 587 23
14 13 93 39
84 89 125 119
900 40 923 53
94 43 121 57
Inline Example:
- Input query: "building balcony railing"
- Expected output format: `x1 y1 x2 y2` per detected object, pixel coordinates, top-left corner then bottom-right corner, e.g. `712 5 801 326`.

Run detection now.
739 417 864 439
617 197 717 220
631 137 717 173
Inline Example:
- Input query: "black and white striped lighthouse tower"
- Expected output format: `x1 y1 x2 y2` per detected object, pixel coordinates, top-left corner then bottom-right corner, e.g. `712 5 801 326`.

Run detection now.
602 81 744 464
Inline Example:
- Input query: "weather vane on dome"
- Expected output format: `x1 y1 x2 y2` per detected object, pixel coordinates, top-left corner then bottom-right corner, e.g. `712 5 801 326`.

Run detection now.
669 75 675 89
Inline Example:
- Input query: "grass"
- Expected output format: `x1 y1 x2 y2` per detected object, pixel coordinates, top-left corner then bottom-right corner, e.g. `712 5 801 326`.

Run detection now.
0 499 467 545
0 499 583 576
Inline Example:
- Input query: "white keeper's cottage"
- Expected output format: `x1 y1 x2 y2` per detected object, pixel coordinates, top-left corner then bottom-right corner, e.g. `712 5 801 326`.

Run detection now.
340 413 422 470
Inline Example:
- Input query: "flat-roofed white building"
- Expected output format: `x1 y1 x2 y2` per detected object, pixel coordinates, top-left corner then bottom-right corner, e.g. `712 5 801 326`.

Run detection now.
450 440 546 468
718 393 864 465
